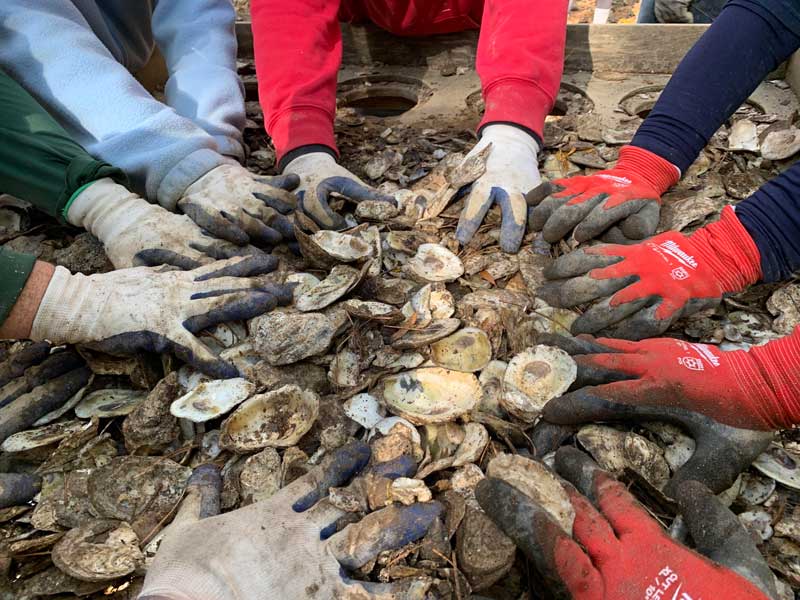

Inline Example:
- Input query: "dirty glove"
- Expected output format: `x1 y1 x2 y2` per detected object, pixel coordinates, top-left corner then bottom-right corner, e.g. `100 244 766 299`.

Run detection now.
283 151 396 230
28 256 291 379
537 333 776 495
0 343 91 446
455 125 541 253
140 441 442 600
67 178 266 269
477 447 777 600
528 145 680 243
655 0 694 22
177 164 298 246
540 206 762 339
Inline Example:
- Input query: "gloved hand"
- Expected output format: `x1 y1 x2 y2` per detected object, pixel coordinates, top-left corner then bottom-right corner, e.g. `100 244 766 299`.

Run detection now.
536 333 777 495
527 145 680 243
477 447 777 600
67 178 266 269
28 256 291 379
455 124 541 253
655 0 694 22
0 343 91 445
140 441 442 600
283 151 396 230
177 164 298 246
540 206 762 339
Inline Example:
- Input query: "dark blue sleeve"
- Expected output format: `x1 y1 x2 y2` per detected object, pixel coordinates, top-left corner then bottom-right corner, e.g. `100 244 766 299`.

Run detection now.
736 163 800 282
631 0 800 174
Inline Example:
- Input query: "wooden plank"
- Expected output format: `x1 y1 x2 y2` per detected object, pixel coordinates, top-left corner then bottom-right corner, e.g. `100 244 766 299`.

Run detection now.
236 22 710 74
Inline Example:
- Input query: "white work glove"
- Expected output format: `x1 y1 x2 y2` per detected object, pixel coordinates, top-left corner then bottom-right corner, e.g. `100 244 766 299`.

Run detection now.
283 152 396 230
177 164 299 246
29 256 292 378
455 124 542 253
139 442 442 600
67 178 267 269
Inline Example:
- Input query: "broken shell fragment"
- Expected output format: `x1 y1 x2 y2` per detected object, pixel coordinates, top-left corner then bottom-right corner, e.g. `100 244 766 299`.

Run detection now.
355 200 400 221
342 299 402 323
1 419 89 453
343 393 385 429
737 473 776 507
381 368 480 425
393 318 461 350
430 327 491 372
728 119 759 152
753 444 800 490
75 389 146 419
169 378 256 423
501 345 577 422
296 265 361 312
406 243 464 283
220 385 319 452
486 453 575 534
310 230 374 262
51 520 144 582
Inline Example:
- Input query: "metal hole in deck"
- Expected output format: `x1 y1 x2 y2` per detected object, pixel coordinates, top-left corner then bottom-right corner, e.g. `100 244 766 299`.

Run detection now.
339 76 430 118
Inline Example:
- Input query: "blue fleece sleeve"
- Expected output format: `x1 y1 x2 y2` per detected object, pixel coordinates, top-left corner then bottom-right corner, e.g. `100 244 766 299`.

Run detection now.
631 0 800 174
0 0 230 211
736 163 800 282
152 0 246 161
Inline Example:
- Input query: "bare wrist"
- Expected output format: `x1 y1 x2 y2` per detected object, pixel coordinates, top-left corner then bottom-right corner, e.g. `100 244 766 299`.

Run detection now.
0 261 55 339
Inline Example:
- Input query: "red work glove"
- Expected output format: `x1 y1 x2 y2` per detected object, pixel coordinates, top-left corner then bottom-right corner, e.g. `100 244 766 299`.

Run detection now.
477 448 777 600
527 145 680 243
540 206 762 339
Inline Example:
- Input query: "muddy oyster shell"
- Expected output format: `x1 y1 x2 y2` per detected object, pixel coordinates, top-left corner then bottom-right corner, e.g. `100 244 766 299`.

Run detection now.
75 389 146 419
381 367 480 425
430 327 491 372
406 243 464 282
342 299 402 323
393 318 461 350
486 453 574 534
501 345 577 422
170 378 255 423
296 265 361 312
251 311 336 365
51 520 143 582
1 420 89 453
220 385 319 452
310 230 373 262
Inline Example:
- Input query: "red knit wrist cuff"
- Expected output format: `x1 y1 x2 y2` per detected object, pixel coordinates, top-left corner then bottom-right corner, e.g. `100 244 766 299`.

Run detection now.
747 327 800 429
616 145 681 195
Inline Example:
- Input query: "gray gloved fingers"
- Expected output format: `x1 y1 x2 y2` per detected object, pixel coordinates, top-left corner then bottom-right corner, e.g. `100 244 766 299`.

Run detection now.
542 385 642 427
529 195 568 233
255 173 300 191
252 282 295 305
572 198 653 243
475 477 599 596
599 225 643 245
183 291 278 333
535 332 621 356
133 248 210 270
0 350 86 409
619 201 661 240
530 421 577 458
541 193 607 243
236 210 285 247
166 329 240 380
178 200 250 246
0 342 51 388
542 246 623 280
298 189 346 231
190 240 267 263
0 473 41 508
572 354 636 388
598 303 674 341
675 480 778 599
497 189 528 253
170 464 223 527
538 273 634 308
571 295 652 336
525 180 564 207
0 365 92 445
317 177 397 206
292 440 371 512
192 255 278 281
368 456 417 479
329 501 443 570
455 184 493 247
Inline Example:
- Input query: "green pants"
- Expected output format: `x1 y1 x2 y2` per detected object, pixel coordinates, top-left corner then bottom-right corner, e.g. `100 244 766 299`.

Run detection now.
0 69 125 325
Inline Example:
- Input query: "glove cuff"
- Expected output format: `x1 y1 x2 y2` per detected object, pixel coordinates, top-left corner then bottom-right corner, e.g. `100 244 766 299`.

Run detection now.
282 151 338 176
691 206 762 293
30 267 101 344
479 123 541 156
740 327 800 430
616 145 681 195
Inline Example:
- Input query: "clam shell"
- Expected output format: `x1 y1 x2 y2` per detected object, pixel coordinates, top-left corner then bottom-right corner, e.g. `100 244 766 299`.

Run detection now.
311 230 373 262
1 420 89 453
169 378 256 423
220 385 319 452
343 393 385 429
431 327 491 372
381 367 480 425
393 318 461 349
487 453 574 534
296 265 360 311
501 346 577 422
75 389 147 419
406 243 464 282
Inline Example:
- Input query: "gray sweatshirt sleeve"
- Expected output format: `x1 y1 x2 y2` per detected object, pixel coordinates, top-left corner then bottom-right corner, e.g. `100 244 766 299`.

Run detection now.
0 0 230 210
152 0 246 161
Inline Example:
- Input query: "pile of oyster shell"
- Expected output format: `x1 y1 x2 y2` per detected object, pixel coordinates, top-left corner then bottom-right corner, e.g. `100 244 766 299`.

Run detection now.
2 85 800 599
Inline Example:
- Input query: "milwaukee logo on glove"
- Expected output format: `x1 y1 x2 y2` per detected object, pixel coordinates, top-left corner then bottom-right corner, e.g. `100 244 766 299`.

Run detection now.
649 240 699 270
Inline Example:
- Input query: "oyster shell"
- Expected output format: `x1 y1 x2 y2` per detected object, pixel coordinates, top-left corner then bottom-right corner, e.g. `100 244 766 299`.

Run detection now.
75 389 146 419
342 299 402 323
343 393 386 429
728 119 759 152
169 378 256 423
478 360 507 417
767 284 800 336
486 453 574 534
501 345 577 422
296 265 361 312
381 367 480 425
393 318 461 350
1 419 89 453
251 311 336 365
761 127 800 160
406 244 464 282
310 230 374 262
220 385 319 452
430 327 491 372
51 520 143 582
754 444 800 490
239 447 281 505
